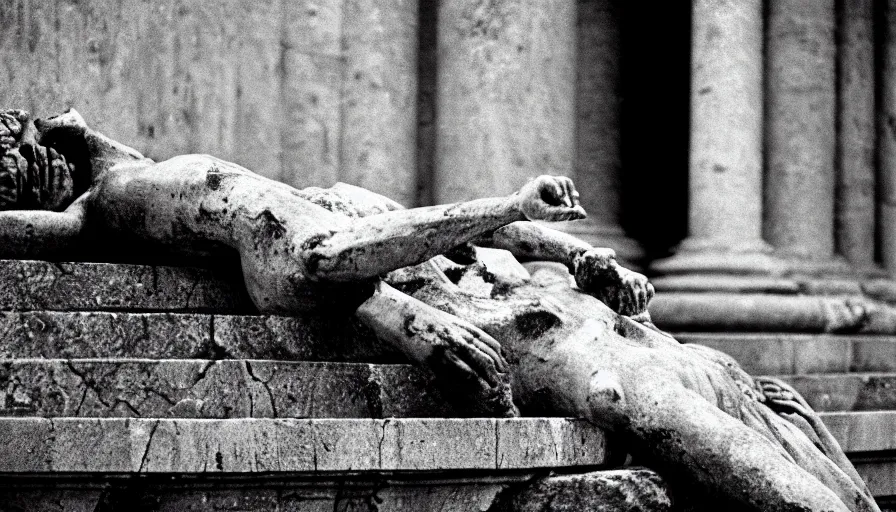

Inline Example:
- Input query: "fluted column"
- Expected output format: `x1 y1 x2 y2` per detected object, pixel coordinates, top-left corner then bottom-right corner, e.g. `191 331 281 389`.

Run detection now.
765 0 839 265
434 0 576 202
880 0 896 273
838 0 877 269
565 0 643 264
341 0 419 206
652 0 777 277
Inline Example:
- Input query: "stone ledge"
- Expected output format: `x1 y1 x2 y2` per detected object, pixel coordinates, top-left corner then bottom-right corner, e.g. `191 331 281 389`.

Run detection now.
0 359 454 419
0 469 673 512
678 333 896 375
778 373 896 412
0 260 253 313
0 417 608 473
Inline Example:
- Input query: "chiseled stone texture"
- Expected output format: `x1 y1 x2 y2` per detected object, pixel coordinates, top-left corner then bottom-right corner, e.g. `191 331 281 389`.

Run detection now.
0 417 607 473
495 469 672 512
0 359 453 419
0 260 252 313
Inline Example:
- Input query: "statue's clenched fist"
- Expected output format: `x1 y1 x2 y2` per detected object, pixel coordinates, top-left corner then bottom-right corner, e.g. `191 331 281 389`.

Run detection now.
517 175 587 222
573 248 654 316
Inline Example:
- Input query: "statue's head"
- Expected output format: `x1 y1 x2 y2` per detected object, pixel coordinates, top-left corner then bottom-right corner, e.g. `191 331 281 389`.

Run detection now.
0 109 78 212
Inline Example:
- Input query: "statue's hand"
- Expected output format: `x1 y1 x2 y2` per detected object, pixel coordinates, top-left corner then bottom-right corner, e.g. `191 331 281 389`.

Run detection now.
401 306 517 416
573 249 654 316
517 175 587 222
403 307 508 387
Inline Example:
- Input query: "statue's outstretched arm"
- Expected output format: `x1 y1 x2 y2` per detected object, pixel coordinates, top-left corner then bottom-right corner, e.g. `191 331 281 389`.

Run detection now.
0 193 87 260
477 221 654 316
305 176 586 281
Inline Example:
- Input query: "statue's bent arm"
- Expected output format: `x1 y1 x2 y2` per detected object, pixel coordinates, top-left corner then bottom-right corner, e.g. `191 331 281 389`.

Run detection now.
0 196 86 260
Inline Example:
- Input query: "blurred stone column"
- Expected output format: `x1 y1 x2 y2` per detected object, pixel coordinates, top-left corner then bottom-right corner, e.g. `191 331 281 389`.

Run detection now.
652 0 779 281
434 0 576 202
564 0 643 264
764 0 841 268
880 0 896 273
838 0 877 269
341 0 419 206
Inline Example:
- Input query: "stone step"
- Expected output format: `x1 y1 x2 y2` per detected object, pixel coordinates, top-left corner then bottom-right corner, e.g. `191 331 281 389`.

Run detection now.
0 359 453 419
0 417 607 473
678 332 896 375
0 259 253 313
778 373 896 412
0 310 399 361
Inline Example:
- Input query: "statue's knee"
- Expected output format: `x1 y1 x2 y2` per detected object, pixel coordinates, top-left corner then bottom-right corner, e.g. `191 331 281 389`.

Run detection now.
586 370 627 417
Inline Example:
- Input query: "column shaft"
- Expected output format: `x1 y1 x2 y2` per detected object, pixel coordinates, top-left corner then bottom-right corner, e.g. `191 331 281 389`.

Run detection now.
837 0 876 267
880 0 896 272
571 0 642 262
765 0 837 260
341 0 419 206
435 0 576 202
685 0 766 251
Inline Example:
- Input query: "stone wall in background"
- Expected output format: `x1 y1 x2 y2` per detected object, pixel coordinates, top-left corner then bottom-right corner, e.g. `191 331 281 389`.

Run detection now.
0 0 419 205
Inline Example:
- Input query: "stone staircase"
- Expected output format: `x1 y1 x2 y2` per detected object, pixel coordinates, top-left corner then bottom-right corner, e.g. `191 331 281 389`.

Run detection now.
679 333 896 502
0 260 670 512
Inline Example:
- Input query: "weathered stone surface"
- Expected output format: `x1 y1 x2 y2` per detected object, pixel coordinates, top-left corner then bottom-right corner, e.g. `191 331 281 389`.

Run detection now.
678 333 896 375
0 479 512 512
0 260 252 313
213 314 402 362
0 417 608 473
0 359 454 419
0 311 211 359
879 0 896 273
779 373 896 412
496 469 672 512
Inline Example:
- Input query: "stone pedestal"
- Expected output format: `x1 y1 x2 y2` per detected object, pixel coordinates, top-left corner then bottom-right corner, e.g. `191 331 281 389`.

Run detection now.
652 0 780 282
434 0 576 202
567 0 643 264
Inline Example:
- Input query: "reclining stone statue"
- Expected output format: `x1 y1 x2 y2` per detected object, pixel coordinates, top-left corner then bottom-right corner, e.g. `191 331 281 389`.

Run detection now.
0 108 879 512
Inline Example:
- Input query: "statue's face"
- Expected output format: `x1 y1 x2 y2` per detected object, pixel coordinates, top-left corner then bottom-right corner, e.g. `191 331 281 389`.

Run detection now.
0 110 76 212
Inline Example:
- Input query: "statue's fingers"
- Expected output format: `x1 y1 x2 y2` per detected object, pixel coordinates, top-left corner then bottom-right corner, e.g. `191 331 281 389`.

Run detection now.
467 330 506 370
469 336 507 372
646 282 655 304
453 338 501 387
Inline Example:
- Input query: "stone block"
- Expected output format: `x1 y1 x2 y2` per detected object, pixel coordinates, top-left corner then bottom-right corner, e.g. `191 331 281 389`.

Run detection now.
0 417 609 473
498 469 672 512
0 359 455 419
0 311 211 359
497 417 607 469
0 260 252 313
820 410 896 452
